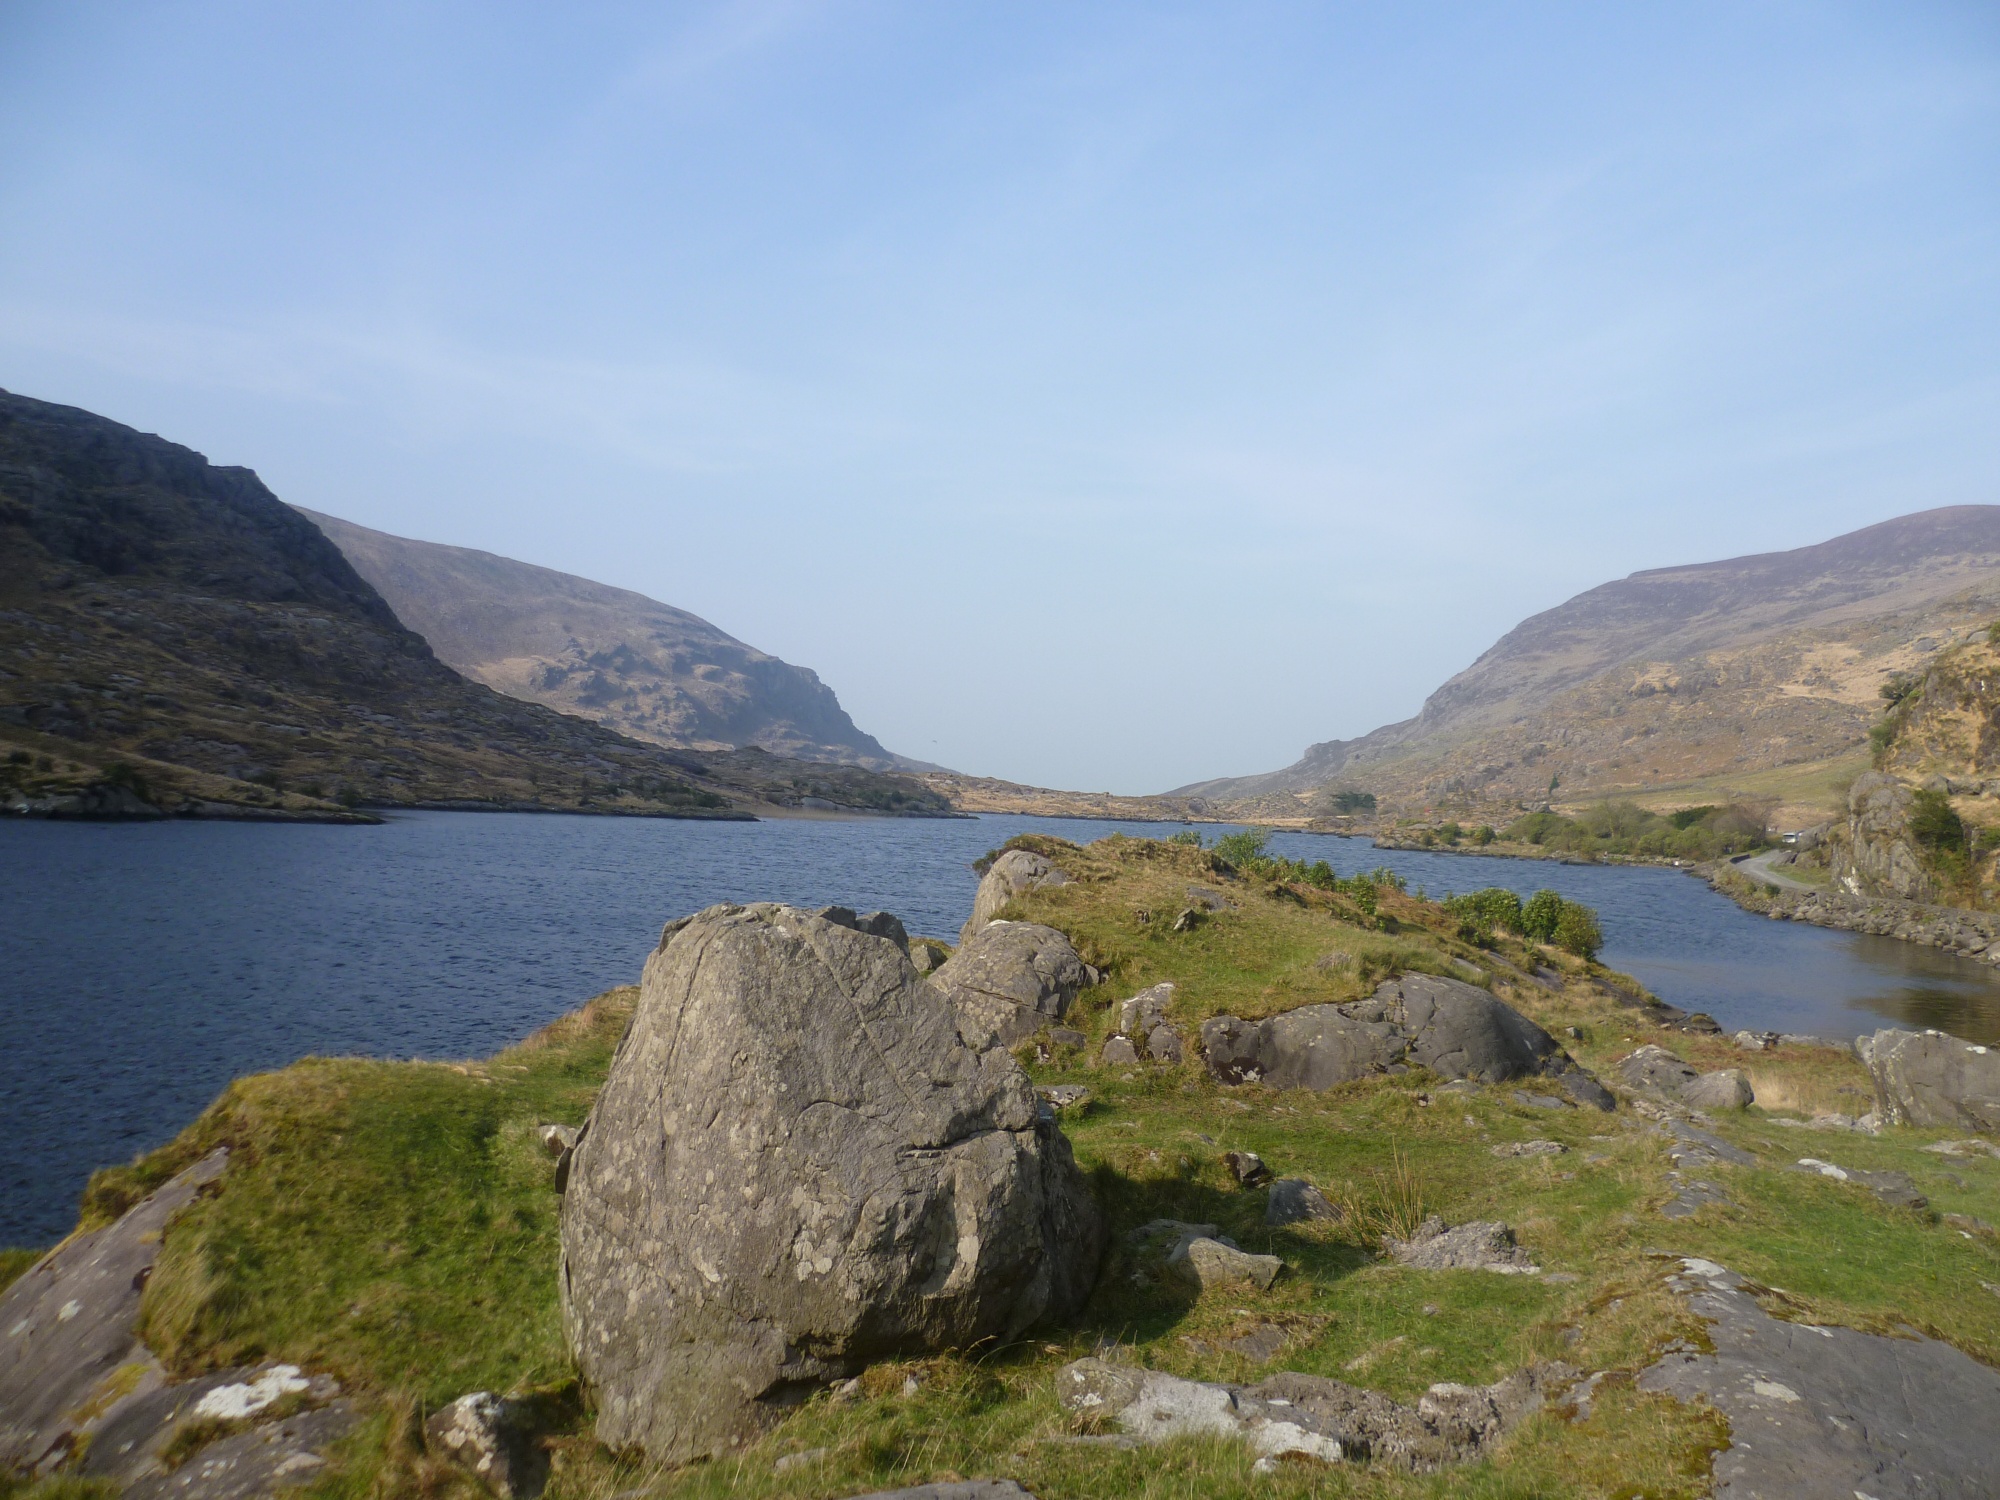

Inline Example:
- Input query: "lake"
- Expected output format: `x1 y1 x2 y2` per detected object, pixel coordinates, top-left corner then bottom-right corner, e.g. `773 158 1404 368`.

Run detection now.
6 811 2000 1247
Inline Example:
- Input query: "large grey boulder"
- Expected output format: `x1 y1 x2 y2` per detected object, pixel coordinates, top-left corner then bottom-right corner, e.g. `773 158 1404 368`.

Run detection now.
1683 1068 1754 1111
1823 773 1937 902
961 849 1070 943
559 903 1102 1465
1619 1044 1699 1095
1859 1028 2000 1131
1200 974 1612 1107
929 921 1091 1051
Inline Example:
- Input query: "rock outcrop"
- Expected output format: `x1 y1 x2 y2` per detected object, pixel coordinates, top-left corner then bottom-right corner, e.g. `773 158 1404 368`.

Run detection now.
1819 772 1938 902
929 921 1091 1051
960 849 1070 943
1859 1027 2000 1131
1386 1217 1539 1274
1266 1178 1341 1226
0 1148 361 1494
1617 1045 1755 1111
1199 974 1613 1108
1055 1356 1576 1472
558 903 1102 1464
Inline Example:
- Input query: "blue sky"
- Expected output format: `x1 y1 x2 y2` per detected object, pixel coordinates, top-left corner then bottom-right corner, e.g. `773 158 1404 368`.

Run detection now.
3 2 1997 791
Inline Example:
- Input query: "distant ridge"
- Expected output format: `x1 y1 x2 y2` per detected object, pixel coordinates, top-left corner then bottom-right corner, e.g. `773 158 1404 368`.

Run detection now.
1180 507 2000 811
299 509 928 773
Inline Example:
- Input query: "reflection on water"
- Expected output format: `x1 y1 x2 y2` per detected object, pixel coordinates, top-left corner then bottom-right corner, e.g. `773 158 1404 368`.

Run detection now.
6 812 2000 1246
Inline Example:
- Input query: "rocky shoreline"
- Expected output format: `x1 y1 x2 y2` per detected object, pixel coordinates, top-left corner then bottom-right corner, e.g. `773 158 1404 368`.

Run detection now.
1703 862 2000 967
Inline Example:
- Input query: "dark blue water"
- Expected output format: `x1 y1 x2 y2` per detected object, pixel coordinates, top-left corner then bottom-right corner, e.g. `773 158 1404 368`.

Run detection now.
5 812 1999 1247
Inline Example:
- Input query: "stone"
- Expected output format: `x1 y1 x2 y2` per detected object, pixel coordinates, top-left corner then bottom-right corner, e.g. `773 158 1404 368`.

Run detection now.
1511 1090 1574 1110
1641 1257 2000 1498
1171 908 1204 933
424 1392 547 1499
1265 1178 1341 1226
1225 1150 1273 1186
1823 772 1939 902
842 1485 1034 1500
537 1123 577 1157
1682 1069 1754 1111
1146 1026 1183 1064
908 940 949 975
1118 982 1175 1035
1793 1159 1929 1211
1618 1044 1700 1096
1055 1355 1574 1472
961 849 1070 943
1168 1237 1284 1292
1858 1028 2000 1132
115 1400 359 1500
1047 1027 1087 1051
1200 974 1611 1107
1222 1323 1290 1362
930 920 1092 1051
1100 1035 1140 1066
0 1147 230 1475
1921 1138 2000 1160
559 903 1102 1464
1734 1030 1777 1051
1490 1140 1566 1159
1185 885 1229 911
1036 1085 1090 1110
1386 1217 1538 1274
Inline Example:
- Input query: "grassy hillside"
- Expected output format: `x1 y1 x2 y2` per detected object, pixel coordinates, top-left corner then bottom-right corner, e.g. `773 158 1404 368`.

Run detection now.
22 835 2000 1499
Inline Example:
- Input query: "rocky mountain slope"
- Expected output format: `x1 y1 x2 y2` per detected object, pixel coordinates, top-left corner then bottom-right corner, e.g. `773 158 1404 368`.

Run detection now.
1184 508 2000 815
299 508 920 771
0 390 948 818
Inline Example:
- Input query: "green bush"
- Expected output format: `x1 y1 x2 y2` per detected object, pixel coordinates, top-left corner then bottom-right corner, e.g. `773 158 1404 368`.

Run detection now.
1166 828 1203 847
1210 827 1272 866
1520 889 1565 943
1319 788 1377 814
1442 887 1524 932
1552 902 1603 958
1471 825 1495 846
1909 789 1967 855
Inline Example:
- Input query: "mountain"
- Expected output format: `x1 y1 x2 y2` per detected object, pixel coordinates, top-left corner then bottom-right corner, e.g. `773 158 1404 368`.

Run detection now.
0 390 948 819
1182 507 2000 814
298 509 922 772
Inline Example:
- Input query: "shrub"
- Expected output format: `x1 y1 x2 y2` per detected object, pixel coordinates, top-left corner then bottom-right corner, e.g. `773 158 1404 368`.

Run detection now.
1520 889 1565 943
1210 827 1272 866
1166 828 1203 847
1471 825 1495 846
1908 789 1967 855
1442 887 1524 932
1319 788 1377 814
1552 901 1603 958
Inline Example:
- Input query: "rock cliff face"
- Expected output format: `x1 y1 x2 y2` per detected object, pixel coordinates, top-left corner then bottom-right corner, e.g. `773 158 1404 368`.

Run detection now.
1181 507 2000 812
299 508 920 772
558 903 1101 1463
1819 773 1937 902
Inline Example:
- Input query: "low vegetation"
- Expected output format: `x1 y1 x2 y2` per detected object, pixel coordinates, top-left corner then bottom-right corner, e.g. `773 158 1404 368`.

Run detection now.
17 835 2000 1500
1501 800 1773 861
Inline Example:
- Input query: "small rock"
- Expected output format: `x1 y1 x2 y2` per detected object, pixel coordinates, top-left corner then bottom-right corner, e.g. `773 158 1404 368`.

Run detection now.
1491 1140 1567 1159
1048 1027 1087 1051
537 1124 577 1158
841 1484 1034 1500
1226 1150 1273 1187
1386 1217 1539 1274
1422 1303 1441 1317
1734 1030 1778 1051
1512 1090 1575 1111
1119 983 1176 1035
1793 1158 1928 1211
1683 1069 1754 1111
1146 1025 1184 1064
773 1446 829 1473
901 1374 923 1397
1168 1236 1284 1291
907 940 949 975
1171 908 1205 933
424 1392 547 1499
1185 886 1229 912
1036 1084 1091 1110
1222 1323 1290 1361
1101 1035 1140 1066
1265 1178 1341 1226
1619 1044 1700 1096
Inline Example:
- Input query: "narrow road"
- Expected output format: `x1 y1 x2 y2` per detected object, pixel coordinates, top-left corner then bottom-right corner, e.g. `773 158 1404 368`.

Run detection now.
1732 847 1818 894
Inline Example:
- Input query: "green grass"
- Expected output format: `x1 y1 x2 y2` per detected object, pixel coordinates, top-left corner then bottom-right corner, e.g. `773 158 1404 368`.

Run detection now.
33 833 2000 1499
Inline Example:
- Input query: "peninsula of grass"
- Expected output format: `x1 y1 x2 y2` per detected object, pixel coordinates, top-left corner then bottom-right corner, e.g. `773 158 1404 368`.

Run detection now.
18 834 2000 1500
